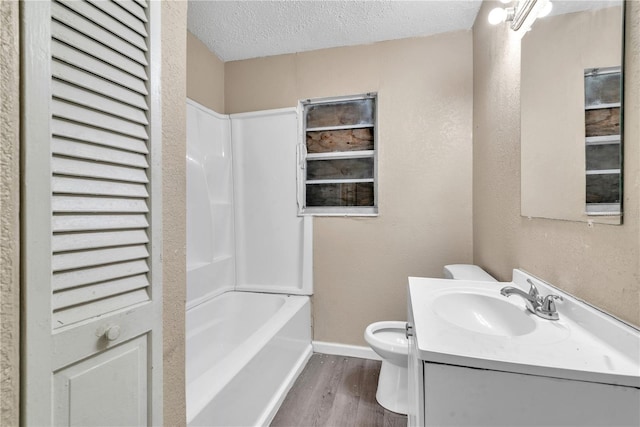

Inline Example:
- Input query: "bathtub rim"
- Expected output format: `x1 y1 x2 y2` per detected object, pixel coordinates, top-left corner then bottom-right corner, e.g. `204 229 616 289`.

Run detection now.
186 291 311 425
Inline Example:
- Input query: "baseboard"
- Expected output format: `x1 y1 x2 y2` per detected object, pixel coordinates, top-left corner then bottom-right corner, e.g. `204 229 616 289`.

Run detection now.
312 340 381 361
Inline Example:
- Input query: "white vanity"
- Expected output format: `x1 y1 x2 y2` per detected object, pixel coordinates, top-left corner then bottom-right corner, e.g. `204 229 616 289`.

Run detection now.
406 270 640 427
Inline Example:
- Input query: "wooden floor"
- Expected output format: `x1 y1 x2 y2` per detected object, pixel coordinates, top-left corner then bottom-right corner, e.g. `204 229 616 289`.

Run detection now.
271 353 407 427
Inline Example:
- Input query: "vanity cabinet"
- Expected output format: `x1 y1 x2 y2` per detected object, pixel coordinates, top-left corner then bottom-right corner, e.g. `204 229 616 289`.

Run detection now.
408 334 639 427
415 362 638 427
407 275 640 427
406 296 423 427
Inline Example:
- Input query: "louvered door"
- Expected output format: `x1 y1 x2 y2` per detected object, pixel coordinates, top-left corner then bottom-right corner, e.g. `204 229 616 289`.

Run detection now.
22 1 162 425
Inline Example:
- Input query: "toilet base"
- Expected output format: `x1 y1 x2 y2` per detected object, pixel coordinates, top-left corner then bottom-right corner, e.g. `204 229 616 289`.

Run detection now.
375 360 408 415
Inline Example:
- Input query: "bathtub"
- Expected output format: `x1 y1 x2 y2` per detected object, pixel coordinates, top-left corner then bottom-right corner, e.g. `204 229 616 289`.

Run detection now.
186 291 312 426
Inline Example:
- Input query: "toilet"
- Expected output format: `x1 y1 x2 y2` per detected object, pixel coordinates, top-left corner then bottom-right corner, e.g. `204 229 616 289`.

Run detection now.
364 264 496 415
364 321 409 414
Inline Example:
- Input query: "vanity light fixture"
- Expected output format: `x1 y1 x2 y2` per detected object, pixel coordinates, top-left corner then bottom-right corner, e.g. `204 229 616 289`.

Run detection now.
488 0 553 32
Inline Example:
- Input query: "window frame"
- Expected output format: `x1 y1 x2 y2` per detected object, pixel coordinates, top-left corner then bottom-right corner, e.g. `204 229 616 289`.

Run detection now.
297 93 379 217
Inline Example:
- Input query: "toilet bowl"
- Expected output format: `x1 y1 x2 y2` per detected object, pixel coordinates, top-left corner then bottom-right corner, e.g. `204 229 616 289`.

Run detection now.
364 321 408 415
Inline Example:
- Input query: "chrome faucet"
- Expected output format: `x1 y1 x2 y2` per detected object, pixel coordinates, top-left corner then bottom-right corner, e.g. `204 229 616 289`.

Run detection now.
500 279 563 320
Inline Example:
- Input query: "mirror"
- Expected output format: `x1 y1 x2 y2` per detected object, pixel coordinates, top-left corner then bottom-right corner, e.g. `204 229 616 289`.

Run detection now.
520 1 624 224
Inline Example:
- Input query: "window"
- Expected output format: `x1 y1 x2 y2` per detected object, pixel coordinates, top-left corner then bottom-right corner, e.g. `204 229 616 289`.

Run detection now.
298 94 378 216
584 67 622 216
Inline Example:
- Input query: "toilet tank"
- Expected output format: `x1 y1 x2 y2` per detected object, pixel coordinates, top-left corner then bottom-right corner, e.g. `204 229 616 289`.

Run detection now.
443 264 497 282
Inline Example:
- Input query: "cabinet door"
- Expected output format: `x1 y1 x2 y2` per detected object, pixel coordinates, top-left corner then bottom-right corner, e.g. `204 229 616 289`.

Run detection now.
21 1 163 425
407 310 424 426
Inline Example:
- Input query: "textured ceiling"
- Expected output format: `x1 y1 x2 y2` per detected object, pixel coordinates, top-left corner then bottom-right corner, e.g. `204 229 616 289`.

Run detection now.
187 1 483 62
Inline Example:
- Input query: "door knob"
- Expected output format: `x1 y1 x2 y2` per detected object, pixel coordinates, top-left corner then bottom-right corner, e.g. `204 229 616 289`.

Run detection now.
103 325 121 341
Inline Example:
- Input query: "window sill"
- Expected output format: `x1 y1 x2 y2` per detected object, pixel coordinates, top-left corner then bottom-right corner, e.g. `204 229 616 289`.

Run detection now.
299 206 378 217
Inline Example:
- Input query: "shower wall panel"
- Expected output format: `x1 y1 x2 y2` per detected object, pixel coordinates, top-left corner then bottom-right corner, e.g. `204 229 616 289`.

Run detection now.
186 100 236 306
231 109 313 296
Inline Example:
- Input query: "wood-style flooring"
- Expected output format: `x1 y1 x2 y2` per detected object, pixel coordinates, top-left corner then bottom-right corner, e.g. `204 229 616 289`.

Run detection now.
270 353 407 427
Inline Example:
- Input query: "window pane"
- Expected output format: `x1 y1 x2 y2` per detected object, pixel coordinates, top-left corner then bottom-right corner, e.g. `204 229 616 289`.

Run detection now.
585 107 620 137
306 99 374 128
586 144 620 171
585 70 620 107
306 182 374 207
307 158 374 181
586 173 620 204
306 128 374 153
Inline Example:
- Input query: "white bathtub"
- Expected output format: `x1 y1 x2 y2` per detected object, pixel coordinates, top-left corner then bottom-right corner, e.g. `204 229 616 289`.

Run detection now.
186 291 312 426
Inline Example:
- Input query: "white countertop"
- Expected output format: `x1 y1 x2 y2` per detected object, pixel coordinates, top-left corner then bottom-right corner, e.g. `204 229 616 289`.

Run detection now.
408 272 640 388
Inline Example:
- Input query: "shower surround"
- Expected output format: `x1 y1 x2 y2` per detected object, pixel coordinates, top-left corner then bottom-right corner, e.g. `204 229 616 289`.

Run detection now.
185 100 313 426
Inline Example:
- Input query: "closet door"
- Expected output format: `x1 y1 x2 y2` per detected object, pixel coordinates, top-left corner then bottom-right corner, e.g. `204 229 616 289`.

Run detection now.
21 1 163 425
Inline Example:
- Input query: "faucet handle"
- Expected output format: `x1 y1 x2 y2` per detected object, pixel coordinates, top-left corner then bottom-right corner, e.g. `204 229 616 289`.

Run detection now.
526 278 540 301
537 294 563 320
541 294 563 311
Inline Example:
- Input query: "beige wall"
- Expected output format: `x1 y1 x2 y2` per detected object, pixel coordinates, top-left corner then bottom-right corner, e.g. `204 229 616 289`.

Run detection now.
226 33 475 346
162 1 187 425
0 0 20 425
187 31 225 113
473 1 640 327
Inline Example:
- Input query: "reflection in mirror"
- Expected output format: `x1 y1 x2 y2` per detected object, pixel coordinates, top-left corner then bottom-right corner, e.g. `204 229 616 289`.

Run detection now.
520 1 624 224
584 67 621 215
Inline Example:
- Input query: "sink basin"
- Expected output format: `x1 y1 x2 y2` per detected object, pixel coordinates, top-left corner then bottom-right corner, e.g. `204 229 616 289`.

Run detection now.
433 292 536 337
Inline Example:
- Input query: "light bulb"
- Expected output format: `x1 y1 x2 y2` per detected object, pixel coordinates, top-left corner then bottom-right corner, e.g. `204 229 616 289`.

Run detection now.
538 1 553 18
488 7 507 25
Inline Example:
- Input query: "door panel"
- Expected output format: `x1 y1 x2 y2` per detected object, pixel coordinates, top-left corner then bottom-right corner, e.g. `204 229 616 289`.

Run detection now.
21 1 162 424
54 335 148 426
